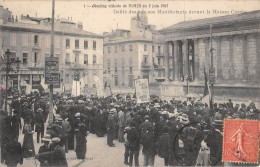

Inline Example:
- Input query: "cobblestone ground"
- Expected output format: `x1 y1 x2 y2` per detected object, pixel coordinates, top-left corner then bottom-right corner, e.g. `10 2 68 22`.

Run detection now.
1 131 165 167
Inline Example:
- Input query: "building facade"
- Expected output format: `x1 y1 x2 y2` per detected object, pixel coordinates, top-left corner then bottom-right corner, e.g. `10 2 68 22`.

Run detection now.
0 7 103 95
103 14 163 92
159 10 260 100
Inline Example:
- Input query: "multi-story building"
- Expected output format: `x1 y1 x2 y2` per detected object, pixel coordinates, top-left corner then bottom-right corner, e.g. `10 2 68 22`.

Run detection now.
103 14 156 91
159 10 260 100
0 7 103 95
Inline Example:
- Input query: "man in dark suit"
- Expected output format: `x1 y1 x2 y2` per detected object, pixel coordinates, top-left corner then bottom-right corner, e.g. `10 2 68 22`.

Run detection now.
106 108 117 147
3 137 23 167
35 108 45 143
127 121 141 166
11 109 21 141
36 137 68 167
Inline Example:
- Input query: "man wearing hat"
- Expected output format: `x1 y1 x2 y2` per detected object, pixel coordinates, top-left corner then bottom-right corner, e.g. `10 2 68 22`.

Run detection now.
106 108 117 147
140 115 154 134
10 109 21 141
38 134 51 167
204 119 223 166
35 108 45 143
36 137 68 167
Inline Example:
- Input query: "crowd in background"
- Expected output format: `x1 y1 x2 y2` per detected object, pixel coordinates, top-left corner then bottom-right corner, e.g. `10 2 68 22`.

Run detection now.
0 91 259 167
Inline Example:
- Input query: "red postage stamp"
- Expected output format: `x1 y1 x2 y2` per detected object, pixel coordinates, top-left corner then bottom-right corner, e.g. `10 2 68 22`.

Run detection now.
223 119 259 164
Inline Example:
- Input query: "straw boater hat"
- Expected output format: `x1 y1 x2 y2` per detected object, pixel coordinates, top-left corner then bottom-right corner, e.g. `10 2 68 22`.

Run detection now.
109 108 116 114
51 137 61 143
57 117 63 122
154 103 160 108
37 108 43 112
213 119 223 126
180 114 190 125
75 112 81 118
42 134 51 142
162 111 168 115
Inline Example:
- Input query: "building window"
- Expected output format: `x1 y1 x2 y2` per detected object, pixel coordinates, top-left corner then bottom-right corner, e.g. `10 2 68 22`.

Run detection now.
22 53 28 64
65 53 70 65
84 40 88 49
143 55 148 66
158 46 161 54
129 45 132 52
84 54 88 64
34 52 38 67
75 53 79 63
34 35 39 46
121 58 125 66
93 41 96 50
108 67 110 74
22 34 28 46
152 45 154 52
158 58 161 65
115 75 118 86
10 52 16 62
122 67 125 74
115 67 118 73
10 33 16 46
45 36 50 48
93 54 97 64
75 39 79 49
144 44 147 51
129 67 133 74
55 37 60 48
115 46 117 53
122 75 125 86
65 74 69 84
122 45 125 52
108 47 111 53
66 39 70 49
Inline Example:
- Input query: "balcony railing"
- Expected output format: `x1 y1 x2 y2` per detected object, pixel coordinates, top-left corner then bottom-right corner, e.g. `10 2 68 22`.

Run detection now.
69 63 103 70
157 53 164 57
141 62 151 70
153 64 165 69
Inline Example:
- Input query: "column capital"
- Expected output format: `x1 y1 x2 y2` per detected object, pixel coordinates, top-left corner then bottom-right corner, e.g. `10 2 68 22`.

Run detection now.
181 39 189 44
203 37 210 44
213 36 221 41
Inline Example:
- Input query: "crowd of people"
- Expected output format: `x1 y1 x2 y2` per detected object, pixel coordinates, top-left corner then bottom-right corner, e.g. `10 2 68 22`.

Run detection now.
0 91 259 167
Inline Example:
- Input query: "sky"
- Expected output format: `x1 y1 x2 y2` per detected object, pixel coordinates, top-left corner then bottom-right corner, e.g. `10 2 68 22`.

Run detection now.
0 0 260 35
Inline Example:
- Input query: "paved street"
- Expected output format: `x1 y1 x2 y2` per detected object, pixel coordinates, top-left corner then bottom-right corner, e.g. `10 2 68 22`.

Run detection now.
1 131 164 167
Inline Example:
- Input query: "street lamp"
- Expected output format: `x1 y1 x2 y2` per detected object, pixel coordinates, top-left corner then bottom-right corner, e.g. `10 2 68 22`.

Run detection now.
0 49 21 114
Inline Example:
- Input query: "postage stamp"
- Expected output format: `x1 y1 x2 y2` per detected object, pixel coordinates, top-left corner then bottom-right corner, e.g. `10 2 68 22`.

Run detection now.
223 119 259 164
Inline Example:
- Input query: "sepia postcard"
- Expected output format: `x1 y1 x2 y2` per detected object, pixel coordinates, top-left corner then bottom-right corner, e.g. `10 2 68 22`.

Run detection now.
0 0 259 167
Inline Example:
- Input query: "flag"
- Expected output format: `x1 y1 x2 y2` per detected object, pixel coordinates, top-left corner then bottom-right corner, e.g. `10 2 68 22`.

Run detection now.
202 64 211 105
1 87 5 93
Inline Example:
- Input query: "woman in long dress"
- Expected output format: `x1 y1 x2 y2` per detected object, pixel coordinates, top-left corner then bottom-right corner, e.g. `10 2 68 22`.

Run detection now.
22 118 35 158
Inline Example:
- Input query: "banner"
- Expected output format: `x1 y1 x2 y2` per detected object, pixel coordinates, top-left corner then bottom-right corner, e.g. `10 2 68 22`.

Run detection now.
94 76 104 97
135 78 150 104
71 80 80 97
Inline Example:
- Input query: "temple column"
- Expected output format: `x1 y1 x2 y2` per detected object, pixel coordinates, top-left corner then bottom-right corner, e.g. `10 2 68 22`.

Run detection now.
173 41 179 81
182 40 188 80
216 36 222 80
164 41 170 81
193 39 199 81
